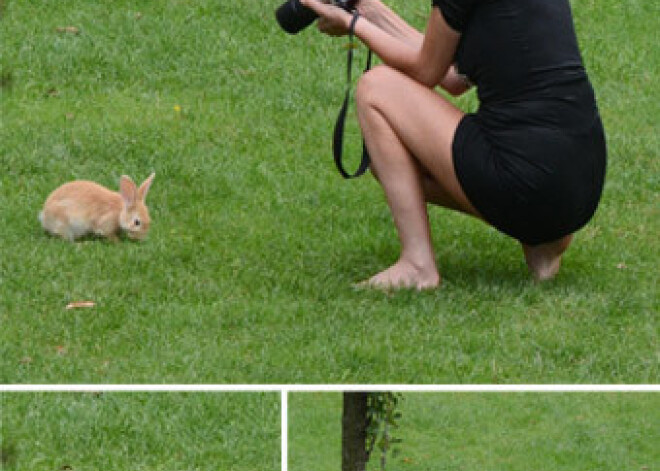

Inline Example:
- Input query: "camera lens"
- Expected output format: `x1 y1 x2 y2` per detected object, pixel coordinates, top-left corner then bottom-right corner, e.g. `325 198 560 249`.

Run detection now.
275 0 319 34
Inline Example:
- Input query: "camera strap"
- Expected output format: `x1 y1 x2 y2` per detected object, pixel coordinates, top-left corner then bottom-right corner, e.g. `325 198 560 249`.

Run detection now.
333 11 372 179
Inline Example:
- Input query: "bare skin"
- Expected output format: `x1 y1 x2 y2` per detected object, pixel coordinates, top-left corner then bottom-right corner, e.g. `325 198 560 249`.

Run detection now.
523 235 573 282
355 65 476 290
303 0 574 289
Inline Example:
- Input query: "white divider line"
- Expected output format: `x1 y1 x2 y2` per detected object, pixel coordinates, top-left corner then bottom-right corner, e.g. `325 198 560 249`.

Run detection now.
282 385 660 392
281 389 288 471
1 384 659 392
0 385 281 392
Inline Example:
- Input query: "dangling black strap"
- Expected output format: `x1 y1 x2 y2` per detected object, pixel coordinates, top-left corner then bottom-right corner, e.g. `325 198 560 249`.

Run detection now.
333 11 372 179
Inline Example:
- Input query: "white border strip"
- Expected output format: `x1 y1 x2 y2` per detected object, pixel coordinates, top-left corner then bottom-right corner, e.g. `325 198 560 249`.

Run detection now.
281 390 288 471
1 385 659 392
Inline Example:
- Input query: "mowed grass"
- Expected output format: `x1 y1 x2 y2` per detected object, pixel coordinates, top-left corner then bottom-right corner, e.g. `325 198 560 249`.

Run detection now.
1 0 658 383
289 392 660 471
0 392 280 471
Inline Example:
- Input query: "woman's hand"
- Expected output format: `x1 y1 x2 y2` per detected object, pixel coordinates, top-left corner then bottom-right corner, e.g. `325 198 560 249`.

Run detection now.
299 0 354 37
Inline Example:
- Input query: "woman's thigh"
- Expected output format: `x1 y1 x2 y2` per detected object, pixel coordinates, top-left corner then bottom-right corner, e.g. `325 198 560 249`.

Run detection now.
356 64 480 217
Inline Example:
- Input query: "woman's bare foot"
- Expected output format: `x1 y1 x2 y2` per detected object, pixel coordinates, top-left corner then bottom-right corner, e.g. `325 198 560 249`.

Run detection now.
358 258 441 291
522 234 573 282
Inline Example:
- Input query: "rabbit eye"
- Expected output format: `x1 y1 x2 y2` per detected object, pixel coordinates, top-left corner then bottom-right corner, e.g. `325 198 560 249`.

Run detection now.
134 218 141 227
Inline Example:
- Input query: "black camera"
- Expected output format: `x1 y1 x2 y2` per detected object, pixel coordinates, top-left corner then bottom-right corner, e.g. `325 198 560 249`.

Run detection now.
275 0 359 35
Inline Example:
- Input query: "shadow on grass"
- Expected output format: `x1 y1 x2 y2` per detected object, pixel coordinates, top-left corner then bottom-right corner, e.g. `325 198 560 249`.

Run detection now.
337 245 527 289
0 440 18 470
345 217 611 291
38 229 146 245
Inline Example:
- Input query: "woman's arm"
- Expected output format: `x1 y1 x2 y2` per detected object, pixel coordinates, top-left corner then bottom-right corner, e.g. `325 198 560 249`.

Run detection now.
356 0 423 48
357 1 471 95
303 1 461 91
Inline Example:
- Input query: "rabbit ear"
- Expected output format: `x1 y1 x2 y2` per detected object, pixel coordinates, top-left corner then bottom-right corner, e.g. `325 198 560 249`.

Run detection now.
119 175 137 206
138 172 155 202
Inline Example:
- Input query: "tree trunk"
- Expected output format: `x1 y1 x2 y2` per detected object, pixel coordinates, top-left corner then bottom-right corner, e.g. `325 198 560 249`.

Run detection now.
342 392 370 471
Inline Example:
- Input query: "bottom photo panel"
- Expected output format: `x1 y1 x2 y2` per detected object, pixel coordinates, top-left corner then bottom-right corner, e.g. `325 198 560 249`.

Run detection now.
289 391 659 471
0 392 280 471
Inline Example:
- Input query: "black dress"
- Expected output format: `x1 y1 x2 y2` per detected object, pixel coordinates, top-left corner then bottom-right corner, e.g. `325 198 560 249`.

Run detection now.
433 0 607 245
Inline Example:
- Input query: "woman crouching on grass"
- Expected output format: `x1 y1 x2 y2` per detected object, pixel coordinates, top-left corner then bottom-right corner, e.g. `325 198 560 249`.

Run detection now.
301 0 606 289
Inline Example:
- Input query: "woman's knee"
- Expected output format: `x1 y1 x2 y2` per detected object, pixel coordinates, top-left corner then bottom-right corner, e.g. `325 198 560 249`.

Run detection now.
356 64 399 110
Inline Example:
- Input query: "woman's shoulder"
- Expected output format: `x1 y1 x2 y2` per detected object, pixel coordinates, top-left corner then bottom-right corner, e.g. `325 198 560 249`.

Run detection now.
432 0 481 33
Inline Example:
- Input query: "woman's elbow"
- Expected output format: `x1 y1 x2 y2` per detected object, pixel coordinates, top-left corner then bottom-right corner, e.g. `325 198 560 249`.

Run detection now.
439 74 470 96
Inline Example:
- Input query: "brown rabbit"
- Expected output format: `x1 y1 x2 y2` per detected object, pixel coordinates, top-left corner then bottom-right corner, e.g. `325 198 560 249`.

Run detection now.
39 173 155 241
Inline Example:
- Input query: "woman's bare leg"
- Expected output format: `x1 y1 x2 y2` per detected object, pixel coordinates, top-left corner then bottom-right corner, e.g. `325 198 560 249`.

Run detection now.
355 65 480 290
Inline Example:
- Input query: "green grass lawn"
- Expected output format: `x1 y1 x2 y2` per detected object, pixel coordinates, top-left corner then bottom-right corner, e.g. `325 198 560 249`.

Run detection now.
289 392 660 471
1 0 658 384
0 392 280 471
